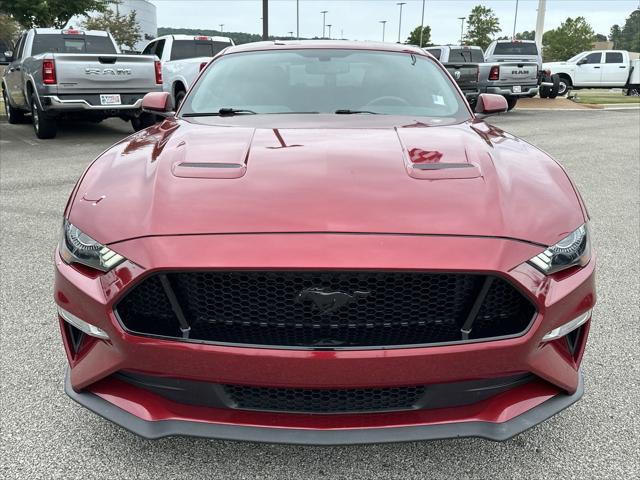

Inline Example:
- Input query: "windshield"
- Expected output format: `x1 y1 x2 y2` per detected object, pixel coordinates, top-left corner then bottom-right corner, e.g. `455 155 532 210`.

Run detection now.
181 49 469 119
493 42 539 56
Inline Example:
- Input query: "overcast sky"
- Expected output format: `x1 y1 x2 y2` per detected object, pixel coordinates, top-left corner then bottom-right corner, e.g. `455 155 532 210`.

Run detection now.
149 0 637 44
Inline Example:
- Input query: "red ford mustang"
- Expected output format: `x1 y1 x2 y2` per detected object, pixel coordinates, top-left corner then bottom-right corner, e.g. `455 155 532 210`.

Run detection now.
55 41 595 444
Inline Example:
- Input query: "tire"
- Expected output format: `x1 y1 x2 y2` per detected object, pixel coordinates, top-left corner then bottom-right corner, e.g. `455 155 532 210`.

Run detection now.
3 89 27 124
539 85 550 98
30 93 57 139
556 76 571 97
627 87 640 97
548 74 561 99
175 90 186 110
505 96 518 111
131 112 157 132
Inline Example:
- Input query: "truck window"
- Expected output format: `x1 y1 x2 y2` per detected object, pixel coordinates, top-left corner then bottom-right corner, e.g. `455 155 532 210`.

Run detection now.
14 34 26 59
493 42 538 56
141 41 155 55
428 49 441 60
583 52 602 64
154 39 166 59
170 40 230 61
31 34 117 55
605 52 623 64
448 49 483 63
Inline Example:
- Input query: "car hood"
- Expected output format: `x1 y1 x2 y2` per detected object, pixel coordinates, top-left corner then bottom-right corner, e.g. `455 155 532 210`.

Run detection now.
69 116 585 246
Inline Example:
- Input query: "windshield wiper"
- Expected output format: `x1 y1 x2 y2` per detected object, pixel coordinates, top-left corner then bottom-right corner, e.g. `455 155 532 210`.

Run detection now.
182 108 257 117
335 109 379 115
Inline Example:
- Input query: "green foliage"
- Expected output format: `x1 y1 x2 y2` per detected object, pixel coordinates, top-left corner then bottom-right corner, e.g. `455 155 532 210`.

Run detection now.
0 13 19 45
542 17 595 61
464 5 500 50
612 9 639 51
0 0 109 29
405 25 431 47
83 8 141 51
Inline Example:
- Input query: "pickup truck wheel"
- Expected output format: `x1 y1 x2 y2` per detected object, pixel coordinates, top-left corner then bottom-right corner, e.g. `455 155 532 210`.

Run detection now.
548 75 561 99
505 96 518 111
3 90 27 124
539 85 550 98
556 77 570 96
30 93 57 139
131 112 157 132
175 90 186 109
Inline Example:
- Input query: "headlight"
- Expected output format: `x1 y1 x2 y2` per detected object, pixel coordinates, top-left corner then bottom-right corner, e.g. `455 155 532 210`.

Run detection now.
59 220 125 272
528 224 591 275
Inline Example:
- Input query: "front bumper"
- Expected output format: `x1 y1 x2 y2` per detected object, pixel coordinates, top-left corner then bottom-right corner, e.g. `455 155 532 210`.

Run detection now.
55 233 595 444
484 85 539 97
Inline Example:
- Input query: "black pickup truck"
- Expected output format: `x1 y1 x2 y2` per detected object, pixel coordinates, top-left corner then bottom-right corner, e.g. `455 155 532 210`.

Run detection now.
442 63 480 108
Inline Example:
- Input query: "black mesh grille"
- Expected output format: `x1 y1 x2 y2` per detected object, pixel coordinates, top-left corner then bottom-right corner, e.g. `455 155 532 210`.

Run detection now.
116 271 536 348
223 384 427 413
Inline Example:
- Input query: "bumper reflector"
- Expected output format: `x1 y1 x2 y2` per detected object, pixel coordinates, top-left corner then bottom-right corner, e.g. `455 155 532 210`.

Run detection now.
542 309 592 342
58 306 109 340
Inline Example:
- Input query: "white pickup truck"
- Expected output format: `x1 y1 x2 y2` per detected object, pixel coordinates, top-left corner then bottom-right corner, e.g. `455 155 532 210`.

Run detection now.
142 34 234 108
543 50 640 96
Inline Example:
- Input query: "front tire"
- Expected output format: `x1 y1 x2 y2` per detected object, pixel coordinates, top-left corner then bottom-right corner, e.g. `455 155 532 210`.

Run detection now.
131 112 157 132
505 96 518 111
556 76 571 97
30 93 57 139
3 89 27 124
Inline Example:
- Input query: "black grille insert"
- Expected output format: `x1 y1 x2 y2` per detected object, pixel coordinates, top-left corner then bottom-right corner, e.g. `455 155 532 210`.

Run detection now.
116 271 536 348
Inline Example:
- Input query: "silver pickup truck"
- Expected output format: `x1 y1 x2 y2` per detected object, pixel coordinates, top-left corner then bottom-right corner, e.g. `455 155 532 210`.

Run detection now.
2 28 162 139
425 45 540 110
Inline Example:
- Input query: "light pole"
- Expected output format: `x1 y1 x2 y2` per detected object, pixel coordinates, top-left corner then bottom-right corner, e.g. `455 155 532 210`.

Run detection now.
419 0 426 47
458 17 465 45
321 10 328 38
396 2 406 43
326 24 332 39
288 31 294 38
296 0 299 39
379 20 387 42
219 24 224 33
512 0 519 39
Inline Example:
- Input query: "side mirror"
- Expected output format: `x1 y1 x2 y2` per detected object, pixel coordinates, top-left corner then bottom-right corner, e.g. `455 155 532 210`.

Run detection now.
474 93 508 115
3 50 13 62
142 91 175 117
576 58 588 65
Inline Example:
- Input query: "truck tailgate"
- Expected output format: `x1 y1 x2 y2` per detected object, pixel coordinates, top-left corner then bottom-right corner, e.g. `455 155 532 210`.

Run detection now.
497 62 538 83
443 63 478 90
52 54 157 94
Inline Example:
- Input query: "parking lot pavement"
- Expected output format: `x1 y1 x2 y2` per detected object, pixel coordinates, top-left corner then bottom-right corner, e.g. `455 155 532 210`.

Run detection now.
1 110 638 479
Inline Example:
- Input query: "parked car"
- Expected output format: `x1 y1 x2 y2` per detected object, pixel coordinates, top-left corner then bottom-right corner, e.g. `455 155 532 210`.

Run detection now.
1 28 163 139
424 46 481 108
543 50 635 96
484 39 559 98
426 44 540 110
142 34 234 108
56 41 595 445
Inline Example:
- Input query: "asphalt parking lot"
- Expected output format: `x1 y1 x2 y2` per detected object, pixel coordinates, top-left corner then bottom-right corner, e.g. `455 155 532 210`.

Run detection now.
1 110 638 479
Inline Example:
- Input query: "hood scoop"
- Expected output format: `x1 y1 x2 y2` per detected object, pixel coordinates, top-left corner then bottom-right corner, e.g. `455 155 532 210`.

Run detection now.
396 127 482 180
171 127 255 179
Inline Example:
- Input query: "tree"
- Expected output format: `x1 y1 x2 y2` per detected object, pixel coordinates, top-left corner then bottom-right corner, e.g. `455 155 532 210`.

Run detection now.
0 0 109 29
405 25 431 47
464 5 500 50
618 9 640 52
0 14 19 45
609 24 623 46
83 8 142 51
542 17 595 62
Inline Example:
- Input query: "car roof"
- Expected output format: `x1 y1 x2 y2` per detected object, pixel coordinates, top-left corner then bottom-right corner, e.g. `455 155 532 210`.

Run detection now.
494 39 536 43
168 34 233 42
224 40 427 55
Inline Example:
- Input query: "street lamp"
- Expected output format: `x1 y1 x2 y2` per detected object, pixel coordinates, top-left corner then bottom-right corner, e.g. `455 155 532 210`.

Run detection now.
219 24 224 33
419 0 426 47
288 31 294 38
458 17 465 45
397 2 406 43
326 24 332 39
513 0 519 39
379 20 387 42
321 10 328 38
